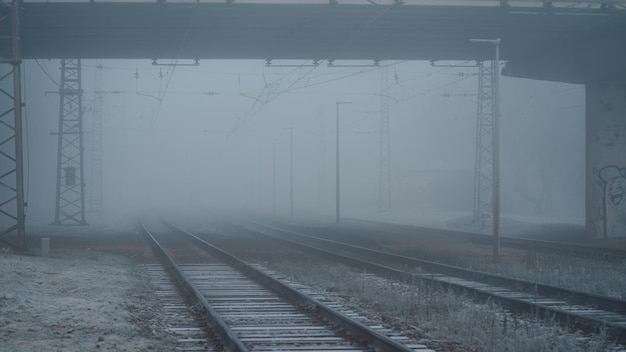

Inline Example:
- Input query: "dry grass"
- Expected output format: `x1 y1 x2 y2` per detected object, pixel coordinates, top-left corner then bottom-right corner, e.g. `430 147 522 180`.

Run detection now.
266 259 620 352
451 252 626 299
386 241 626 300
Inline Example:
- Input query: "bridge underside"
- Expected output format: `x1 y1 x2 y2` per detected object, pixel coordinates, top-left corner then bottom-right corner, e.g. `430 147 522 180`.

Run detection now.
2 2 626 238
4 2 626 84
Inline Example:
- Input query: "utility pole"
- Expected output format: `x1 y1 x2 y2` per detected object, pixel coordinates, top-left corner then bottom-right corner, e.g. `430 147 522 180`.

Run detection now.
493 39 501 263
273 138 277 214
258 150 262 211
336 101 351 224
378 63 392 213
0 0 26 250
289 127 294 217
53 59 88 226
472 61 496 228
470 38 501 263
89 62 104 220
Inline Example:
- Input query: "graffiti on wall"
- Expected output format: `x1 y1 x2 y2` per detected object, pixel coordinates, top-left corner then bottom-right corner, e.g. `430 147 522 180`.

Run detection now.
599 165 626 237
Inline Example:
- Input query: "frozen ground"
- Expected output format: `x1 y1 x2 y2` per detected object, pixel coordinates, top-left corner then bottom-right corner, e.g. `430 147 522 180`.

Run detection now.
0 225 174 352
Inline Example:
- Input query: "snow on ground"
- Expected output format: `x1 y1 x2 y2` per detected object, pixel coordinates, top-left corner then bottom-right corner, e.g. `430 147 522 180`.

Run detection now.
0 225 173 352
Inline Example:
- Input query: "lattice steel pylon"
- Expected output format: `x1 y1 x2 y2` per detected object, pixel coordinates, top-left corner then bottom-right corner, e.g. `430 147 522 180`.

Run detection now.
0 0 26 250
53 59 88 226
89 62 103 219
472 60 496 226
378 63 391 212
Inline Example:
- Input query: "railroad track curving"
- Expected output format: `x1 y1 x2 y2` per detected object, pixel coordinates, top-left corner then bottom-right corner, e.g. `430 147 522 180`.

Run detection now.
139 217 429 352
241 220 626 343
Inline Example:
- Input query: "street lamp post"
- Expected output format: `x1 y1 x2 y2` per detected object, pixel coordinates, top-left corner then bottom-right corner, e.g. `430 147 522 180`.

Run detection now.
258 150 262 211
470 38 501 263
273 138 277 214
336 101 351 224
289 127 294 217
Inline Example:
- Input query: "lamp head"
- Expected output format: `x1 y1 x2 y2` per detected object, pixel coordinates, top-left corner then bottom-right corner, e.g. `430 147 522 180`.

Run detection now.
470 38 501 45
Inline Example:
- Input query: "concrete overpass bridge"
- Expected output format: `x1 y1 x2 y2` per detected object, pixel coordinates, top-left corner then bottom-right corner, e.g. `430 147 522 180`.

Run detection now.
1 0 625 246
8 0 626 84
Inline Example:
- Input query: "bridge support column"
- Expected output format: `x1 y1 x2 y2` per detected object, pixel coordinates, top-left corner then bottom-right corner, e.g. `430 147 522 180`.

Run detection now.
586 81 626 238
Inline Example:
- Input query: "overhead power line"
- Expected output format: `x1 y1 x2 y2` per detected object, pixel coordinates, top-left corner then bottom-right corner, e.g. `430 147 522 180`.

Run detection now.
394 73 476 105
34 59 59 88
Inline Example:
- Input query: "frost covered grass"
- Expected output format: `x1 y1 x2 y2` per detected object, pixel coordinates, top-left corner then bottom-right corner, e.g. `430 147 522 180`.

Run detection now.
390 242 626 299
415 249 626 300
268 259 619 352
480 252 626 299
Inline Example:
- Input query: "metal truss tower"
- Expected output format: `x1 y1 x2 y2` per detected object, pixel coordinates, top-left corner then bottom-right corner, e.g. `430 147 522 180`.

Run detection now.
472 60 496 225
0 0 26 250
53 59 88 226
378 63 391 213
89 62 103 218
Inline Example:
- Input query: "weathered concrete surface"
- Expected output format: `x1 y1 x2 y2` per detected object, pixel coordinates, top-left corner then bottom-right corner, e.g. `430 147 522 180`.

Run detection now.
586 81 626 238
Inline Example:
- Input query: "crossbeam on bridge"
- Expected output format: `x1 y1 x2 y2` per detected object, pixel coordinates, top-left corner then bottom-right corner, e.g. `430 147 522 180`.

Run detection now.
5 0 623 84
8 1 625 66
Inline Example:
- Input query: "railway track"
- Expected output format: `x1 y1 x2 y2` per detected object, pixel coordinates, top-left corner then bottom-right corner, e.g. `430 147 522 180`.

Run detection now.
241 220 626 343
268 218 626 262
351 219 626 261
139 217 428 351
145 264 216 351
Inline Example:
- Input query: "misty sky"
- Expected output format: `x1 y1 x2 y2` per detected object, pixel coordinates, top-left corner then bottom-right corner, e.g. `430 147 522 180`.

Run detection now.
20 59 585 224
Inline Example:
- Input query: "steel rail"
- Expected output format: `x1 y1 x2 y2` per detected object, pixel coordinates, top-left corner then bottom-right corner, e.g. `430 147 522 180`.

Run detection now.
162 218 417 352
138 216 250 352
244 220 626 342
343 218 626 261
252 220 626 313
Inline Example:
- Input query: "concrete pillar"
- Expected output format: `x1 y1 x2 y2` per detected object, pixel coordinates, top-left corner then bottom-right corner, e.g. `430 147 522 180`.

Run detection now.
586 81 626 238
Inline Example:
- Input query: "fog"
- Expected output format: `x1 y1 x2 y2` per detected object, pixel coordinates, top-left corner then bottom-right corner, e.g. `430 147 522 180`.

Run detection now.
21 59 585 225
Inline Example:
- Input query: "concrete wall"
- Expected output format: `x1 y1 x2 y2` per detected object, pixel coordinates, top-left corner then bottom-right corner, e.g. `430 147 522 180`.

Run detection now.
586 82 626 238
